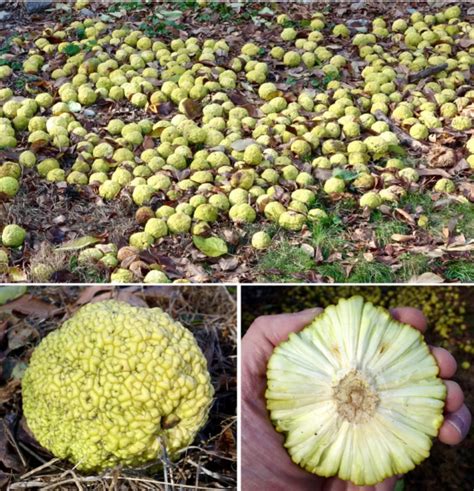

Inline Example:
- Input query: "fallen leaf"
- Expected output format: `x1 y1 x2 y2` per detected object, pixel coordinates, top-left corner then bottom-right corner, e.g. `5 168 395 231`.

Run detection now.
0 379 21 405
218 257 239 271
56 235 101 251
193 236 228 257
0 287 27 306
0 295 57 318
8 324 39 351
230 138 256 151
409 272 445 284
181 99 202 119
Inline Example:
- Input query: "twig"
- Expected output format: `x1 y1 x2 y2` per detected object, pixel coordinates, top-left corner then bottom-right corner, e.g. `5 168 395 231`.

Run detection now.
373 110 429 153
19 458 61 480
408 63 448 83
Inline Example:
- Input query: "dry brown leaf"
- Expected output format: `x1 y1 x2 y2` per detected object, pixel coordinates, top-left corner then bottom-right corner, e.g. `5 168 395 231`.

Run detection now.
0 296 57 318
409 272 445 284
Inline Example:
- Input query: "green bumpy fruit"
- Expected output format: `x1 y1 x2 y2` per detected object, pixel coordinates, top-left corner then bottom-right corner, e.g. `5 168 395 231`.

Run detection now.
251 231 271 250
2 224 26 247
0 176 20 197
229 203 256 224
278 211 306 231
22 300 214 472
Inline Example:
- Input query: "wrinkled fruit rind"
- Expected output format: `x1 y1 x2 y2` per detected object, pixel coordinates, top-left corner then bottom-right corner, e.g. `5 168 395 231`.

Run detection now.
22 300 214 472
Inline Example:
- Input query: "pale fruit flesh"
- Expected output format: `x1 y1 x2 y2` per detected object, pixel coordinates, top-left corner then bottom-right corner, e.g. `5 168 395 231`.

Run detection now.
265 296 446 486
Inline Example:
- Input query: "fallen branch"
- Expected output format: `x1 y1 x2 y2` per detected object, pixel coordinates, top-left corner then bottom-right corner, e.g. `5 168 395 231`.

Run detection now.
373 110 429 152
408 63 448 83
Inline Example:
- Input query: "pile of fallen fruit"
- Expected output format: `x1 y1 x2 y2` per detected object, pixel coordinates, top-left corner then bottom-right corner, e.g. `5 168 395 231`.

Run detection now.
0 1 472 282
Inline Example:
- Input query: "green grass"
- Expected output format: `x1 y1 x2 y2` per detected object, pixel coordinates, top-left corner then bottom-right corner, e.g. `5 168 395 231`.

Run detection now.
373 217 409 247
398 254 431 281
444 261 474 282
348 260 395 283
316 263 346 282
310 218 346 258
431 202 474 238
400 192 434 212
258 241 315 281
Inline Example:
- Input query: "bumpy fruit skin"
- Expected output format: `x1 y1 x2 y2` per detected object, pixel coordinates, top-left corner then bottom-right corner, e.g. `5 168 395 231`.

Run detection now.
0 176 20 197
266 296 446 486
22 301 214 472
278 211 306 231
2 224 26 247
229 203 256 224
251 231 271 249
434 178 455 193
243 144 263 166
359 191 382 209
324 177 345 194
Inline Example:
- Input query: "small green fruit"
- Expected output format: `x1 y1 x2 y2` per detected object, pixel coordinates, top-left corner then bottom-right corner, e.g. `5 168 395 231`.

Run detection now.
2 224 26 247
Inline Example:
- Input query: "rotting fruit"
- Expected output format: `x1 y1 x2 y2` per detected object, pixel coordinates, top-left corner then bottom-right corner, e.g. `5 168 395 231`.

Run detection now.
22 300 214 472
265 296 446 486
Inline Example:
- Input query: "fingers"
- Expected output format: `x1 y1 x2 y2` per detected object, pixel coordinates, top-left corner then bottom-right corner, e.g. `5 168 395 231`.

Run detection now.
444 380 464 413
439 404 472 445
246 308 323 348
430 347 457 378
390 307 427 333
322 476 399 491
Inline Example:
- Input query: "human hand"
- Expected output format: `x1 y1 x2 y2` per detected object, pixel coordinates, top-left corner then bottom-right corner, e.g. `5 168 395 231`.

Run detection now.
241 307 471 491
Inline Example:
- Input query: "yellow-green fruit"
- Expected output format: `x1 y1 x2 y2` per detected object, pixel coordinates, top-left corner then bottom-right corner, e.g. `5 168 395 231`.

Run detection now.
194 204 218 223
266 296 446 486
333 24 350 38
444 5 460 20
399 168 419 183
308 209 328 222
0 176 20 197
167 213 192 234
110 268 134 283
433 178 455 193
251 231 271 250
324 177 345 194
264 201 286 222
258 82 278 101
129 231 154 250
278 211 306 231
99 180 121 200
22 300 214 472
409 123 429 140
243 144 263 166
19 150 37 168
143 270 171 283
359 191 382 209
283 51 301 67
291 139 312 157
229 203 256 224
2 224 26 247
281 27 297 41
132 185 155 206
0 65 12 79
451 116 471 131
144 218 168 239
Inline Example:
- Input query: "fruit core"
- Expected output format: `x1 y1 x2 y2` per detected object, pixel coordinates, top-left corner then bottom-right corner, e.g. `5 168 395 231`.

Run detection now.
333 369 379 423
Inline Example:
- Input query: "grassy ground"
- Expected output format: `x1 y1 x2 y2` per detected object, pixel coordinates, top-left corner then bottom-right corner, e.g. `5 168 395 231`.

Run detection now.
0 285 237 489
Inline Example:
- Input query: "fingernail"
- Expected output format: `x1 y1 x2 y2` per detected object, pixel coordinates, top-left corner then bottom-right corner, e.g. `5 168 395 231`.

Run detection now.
298 308 322 317
445 406 471 440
